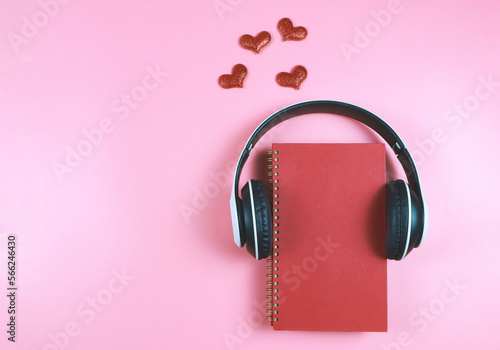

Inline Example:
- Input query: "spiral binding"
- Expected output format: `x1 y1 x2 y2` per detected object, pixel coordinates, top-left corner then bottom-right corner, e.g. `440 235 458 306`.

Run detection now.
266 150 280 324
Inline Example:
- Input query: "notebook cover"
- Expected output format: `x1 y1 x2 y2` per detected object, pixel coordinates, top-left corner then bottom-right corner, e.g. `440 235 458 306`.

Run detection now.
267 143 387 331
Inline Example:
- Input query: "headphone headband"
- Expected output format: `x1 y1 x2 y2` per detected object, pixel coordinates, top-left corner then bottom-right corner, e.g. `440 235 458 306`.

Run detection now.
230 100 427 248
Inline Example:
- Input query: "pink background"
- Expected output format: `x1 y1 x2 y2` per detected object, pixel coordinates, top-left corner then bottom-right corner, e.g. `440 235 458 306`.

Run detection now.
1 0 499 349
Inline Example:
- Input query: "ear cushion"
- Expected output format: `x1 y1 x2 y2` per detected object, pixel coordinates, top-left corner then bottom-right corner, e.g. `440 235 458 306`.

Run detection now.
241 180 272 260
386 180 410 260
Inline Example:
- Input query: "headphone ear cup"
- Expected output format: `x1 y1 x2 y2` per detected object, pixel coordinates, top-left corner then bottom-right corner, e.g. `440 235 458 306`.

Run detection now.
241 180 272 260
386 180 411 260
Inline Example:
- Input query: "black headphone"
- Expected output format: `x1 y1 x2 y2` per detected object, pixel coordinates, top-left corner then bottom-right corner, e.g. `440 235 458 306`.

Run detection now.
230 100 428 261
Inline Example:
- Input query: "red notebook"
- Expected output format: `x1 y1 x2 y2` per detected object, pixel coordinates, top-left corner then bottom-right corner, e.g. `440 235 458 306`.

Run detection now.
266 143 387 331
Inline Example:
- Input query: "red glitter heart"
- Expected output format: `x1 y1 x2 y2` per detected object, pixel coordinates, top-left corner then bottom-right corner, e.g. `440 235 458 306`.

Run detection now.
218 64 248 89
239 31 272 54
276 65 307 90
277 18 307 41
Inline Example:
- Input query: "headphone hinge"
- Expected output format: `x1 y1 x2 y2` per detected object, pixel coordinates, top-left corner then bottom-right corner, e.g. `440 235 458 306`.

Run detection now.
391 142 403 155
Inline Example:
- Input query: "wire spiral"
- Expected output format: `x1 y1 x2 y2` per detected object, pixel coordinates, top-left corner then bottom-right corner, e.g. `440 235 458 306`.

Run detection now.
266 150 280 323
